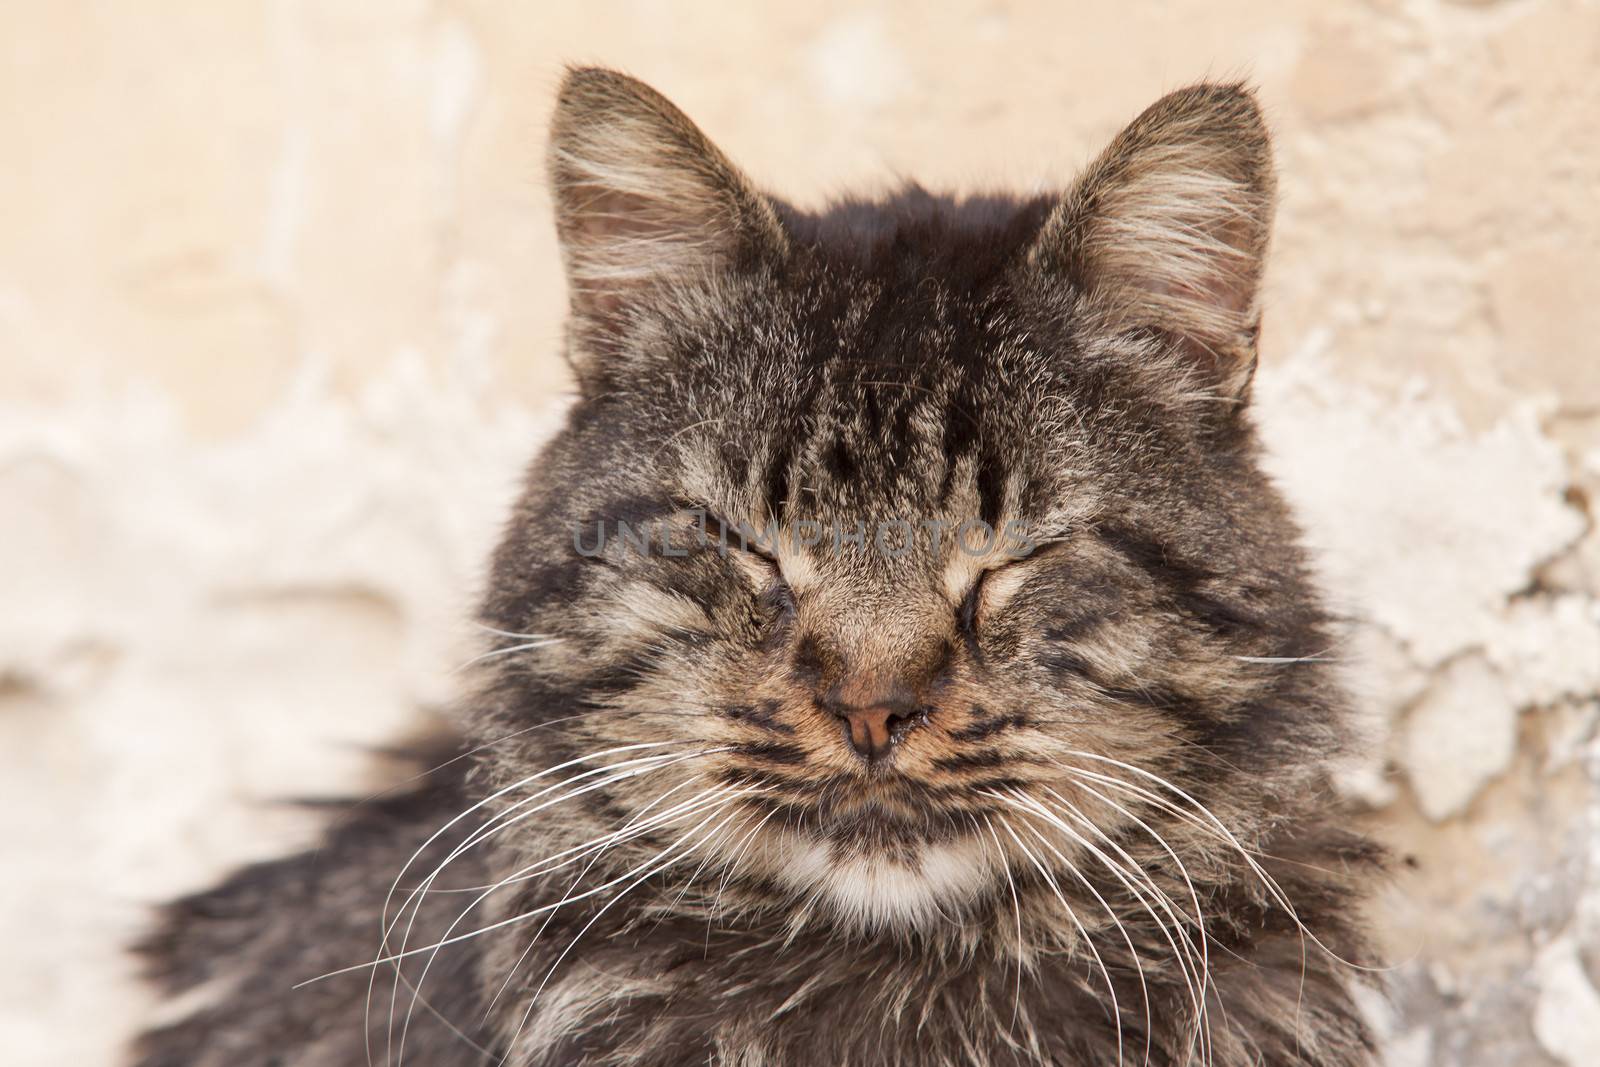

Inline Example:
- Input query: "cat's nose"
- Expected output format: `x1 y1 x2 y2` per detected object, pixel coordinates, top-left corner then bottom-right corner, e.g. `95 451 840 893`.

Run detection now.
833 704 918 761
818 679 925 761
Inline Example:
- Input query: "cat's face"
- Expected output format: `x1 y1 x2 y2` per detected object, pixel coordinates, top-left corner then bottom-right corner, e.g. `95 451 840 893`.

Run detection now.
474 70 1331 932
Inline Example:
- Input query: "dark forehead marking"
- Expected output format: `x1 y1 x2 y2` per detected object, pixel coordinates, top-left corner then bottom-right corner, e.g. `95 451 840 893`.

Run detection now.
732 189 1061 521
774 185 1056 284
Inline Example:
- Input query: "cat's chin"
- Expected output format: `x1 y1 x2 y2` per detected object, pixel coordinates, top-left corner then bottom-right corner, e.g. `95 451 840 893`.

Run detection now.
757 820 994 932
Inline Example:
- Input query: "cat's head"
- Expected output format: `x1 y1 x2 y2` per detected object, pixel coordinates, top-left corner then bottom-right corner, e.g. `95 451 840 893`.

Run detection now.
473 68 1338 932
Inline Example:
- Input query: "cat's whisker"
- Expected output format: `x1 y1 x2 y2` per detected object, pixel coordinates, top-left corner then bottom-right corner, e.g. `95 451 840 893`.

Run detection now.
1060 759 1320 1017
501 796 750 1062
1012 786 1217 1067
977 814 1028 1035
405 749 729 899
347 751 732 1011
1058 759 1369 884
397 779 741 994
388 970 496 1061
1059 751 1386 975
710 802 783 920
377 740 696 943
473 780 726 1030
454 787 743 1065
1009 794 1190 1049
992 814 1127 1067
353 714 707 862
1034 792 1206 971
447 773 716 897
1041 784 1217 1067
419 793 742 1067
451 637 564 674
365 739 704 1064
1056 758 1287 1060
390 782 738 1067
353 788 764 975
1049 761 1328 1067
473 623 560 641
993 794 1150 1067
665 800 751 917
379 743 719 1012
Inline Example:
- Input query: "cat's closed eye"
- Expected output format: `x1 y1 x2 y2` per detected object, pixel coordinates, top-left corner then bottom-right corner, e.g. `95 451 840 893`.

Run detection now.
959 532 1076 633
686 505 793 609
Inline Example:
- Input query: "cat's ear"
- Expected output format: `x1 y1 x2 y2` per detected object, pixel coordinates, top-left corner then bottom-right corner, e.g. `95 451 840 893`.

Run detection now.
548 67 787 329
1028 84 1275 399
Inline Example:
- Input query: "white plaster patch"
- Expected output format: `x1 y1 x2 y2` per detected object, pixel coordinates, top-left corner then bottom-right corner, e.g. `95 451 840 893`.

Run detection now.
1258 341 1598 825
1533 936 1600 1067
1382 1028 1435 1067
1255 340 1585 668
1400 653 1517 821
1487 594 1600 709
0 356 564 1063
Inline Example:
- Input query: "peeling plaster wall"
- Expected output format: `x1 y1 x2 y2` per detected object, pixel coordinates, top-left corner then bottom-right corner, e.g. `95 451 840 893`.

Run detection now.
2 3 1597 1065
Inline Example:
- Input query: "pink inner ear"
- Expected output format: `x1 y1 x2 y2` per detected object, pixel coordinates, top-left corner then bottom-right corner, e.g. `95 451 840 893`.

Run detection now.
561 186 675 321
1145 265 1251 318
1155 208 1261 317
1085 182 1270 398
1138 257 1262 395
1030 85 1275 398
555 164 760 328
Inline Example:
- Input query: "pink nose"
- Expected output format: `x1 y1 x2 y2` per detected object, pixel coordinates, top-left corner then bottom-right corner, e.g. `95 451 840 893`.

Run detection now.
813 658 942 762
834 704 918 761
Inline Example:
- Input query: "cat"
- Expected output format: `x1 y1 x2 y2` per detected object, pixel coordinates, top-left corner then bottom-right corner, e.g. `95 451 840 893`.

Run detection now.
133 67 1383 1067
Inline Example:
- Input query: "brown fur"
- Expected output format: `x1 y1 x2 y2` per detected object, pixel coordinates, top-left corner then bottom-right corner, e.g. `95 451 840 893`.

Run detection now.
134 68 1382 1067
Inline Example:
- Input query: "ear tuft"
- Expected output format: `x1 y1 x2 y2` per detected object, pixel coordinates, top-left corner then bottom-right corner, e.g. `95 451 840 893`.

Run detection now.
1031 84 1276 398
548 67 786 324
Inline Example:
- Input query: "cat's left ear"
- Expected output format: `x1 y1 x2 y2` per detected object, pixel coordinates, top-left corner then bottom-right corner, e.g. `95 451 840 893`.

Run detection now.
547 67 788 339
1027 84 1275 400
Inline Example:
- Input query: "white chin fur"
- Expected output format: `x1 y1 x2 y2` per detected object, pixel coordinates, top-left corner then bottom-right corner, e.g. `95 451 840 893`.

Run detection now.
770 832 991 930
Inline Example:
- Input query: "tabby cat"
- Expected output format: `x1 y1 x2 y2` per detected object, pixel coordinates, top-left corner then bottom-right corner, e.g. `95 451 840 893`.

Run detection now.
135 68 1382 1067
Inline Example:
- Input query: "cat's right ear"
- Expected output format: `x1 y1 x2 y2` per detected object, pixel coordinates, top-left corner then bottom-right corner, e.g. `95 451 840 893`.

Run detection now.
548 67 787 376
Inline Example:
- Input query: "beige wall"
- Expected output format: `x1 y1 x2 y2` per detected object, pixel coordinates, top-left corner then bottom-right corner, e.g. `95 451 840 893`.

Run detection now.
3 2 1598 1064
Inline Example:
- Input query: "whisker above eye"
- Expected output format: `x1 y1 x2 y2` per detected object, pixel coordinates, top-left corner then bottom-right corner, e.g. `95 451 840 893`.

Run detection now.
451 637 565 673
473 623 562 641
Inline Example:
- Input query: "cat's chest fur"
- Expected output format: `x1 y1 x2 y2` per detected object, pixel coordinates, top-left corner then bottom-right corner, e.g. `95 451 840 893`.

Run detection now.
477 836 1363 1067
